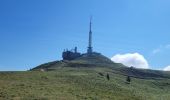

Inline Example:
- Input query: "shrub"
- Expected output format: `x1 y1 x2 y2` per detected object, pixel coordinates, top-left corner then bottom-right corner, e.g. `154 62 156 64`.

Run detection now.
98 72 104 76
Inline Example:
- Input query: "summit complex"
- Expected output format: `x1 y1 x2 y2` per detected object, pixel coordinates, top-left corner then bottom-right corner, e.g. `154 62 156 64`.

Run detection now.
62 17 96 60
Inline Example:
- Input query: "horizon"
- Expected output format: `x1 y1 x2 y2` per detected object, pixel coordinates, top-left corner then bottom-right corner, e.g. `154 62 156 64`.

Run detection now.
0 0 170 71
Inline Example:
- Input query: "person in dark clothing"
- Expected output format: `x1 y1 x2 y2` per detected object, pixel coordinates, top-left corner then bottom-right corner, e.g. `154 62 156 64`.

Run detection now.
107 73 110 81
126 76 131 83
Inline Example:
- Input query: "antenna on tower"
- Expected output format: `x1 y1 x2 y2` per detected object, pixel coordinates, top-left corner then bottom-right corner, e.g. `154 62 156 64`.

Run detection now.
90 15 92 33
87 16 93 54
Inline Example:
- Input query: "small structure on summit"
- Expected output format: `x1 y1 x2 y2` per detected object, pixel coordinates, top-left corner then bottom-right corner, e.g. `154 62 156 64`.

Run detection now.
62 47 81 60
62 17 94 60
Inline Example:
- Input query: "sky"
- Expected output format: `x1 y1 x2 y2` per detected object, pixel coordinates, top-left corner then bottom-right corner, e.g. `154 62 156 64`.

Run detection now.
0 0 170 71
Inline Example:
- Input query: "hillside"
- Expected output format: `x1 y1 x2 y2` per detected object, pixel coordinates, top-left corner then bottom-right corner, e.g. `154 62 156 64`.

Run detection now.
33 53 170 79
0 67 170 100
0 53 170 100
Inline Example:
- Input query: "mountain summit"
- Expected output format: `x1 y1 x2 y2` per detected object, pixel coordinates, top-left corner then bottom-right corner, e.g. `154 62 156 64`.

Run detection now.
32 53 170 79
32 53 119 70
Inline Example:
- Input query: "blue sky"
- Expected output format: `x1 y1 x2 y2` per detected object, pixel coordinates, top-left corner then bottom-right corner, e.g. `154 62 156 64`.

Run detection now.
0 0 170 71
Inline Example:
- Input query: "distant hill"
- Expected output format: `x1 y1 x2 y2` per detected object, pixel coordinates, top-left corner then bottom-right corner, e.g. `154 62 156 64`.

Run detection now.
32 53 170 79
32 53 126 70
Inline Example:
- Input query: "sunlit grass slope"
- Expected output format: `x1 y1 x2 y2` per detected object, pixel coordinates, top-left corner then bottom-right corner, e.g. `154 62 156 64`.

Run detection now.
0 53 170 100
0 67 170 100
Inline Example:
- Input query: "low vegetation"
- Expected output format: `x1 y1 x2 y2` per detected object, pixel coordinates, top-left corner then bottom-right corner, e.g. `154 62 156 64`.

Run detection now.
1 54 170 100
0 67 170 100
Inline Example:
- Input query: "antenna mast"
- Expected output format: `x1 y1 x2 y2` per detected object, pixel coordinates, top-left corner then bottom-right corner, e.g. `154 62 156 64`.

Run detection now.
87 16 93 54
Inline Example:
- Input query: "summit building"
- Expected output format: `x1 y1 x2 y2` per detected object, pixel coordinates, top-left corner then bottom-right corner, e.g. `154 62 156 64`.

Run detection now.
62 18 95 60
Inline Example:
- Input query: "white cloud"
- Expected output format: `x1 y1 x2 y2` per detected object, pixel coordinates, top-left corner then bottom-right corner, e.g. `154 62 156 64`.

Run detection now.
163 66 170 71
111 53 149 69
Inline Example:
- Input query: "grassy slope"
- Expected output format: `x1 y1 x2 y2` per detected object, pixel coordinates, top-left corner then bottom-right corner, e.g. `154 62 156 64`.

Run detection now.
0 67 170 100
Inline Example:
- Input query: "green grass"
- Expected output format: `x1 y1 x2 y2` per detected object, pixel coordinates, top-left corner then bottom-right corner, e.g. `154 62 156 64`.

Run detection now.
0 67 170 100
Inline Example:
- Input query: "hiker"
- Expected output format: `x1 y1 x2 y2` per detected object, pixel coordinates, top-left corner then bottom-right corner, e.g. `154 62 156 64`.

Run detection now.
107 73 110 81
